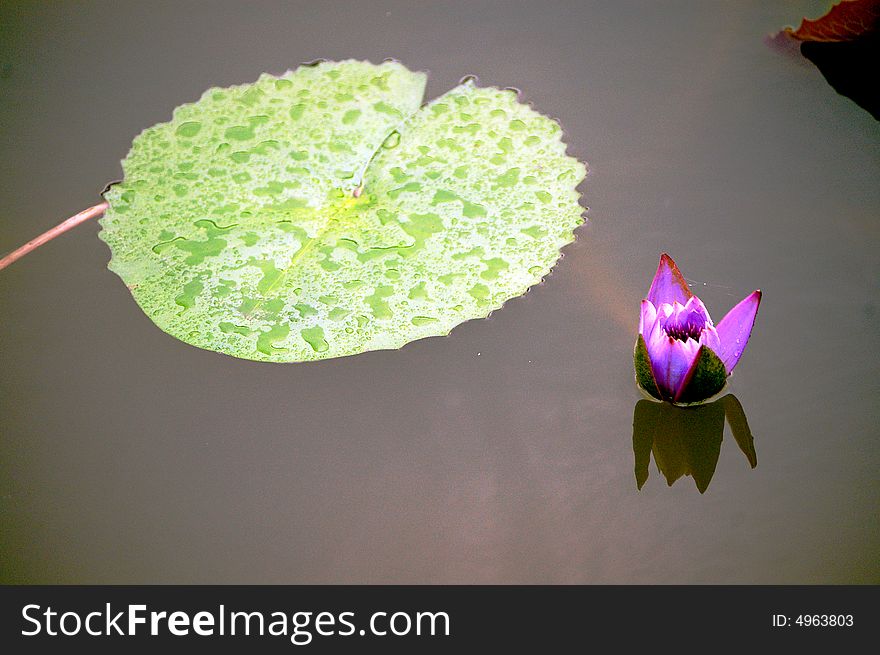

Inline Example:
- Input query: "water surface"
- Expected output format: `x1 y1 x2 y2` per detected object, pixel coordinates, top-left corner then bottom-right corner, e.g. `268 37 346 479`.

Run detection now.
1 0 878 583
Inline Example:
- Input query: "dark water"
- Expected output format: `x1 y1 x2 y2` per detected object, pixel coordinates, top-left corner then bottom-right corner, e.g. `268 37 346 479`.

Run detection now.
1 1 878 583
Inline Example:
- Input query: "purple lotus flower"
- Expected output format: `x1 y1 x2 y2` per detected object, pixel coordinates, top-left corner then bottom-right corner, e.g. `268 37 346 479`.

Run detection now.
634 254 761 404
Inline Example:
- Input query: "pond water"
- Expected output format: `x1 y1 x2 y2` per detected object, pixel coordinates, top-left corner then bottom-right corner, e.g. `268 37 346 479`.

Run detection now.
1 1 877 583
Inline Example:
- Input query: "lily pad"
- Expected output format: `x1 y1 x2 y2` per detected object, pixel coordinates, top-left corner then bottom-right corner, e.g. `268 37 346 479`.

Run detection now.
99 60 586 361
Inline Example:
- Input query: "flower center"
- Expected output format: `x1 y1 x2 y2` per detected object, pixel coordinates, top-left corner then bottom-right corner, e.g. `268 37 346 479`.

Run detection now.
663 313 705 342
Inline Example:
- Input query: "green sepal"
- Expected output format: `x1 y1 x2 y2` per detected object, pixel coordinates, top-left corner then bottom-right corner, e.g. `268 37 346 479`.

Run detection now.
675 346 728 405
634 334 663 401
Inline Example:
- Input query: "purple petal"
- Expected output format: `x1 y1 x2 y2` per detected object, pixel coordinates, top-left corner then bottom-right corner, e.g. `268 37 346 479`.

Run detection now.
647 253 693 307
682 295 712 326
639 299 658 337
715 290 762 373
646 307 667 352
673 345 706 403
698 323 721 354
646 335 701 400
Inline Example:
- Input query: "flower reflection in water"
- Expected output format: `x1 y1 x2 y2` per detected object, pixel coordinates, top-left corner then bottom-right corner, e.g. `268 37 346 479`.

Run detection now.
632 394 757 493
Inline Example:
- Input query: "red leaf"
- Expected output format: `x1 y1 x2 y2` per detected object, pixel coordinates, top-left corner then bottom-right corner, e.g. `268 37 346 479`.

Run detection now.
768 0 880 120
783 0 880 43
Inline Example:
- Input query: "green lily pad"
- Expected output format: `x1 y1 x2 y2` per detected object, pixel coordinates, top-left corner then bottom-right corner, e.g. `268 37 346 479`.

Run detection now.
99 60 586 361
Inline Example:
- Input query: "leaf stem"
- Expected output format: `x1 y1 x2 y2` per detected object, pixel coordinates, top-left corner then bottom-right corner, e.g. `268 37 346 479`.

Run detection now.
0 202 108 271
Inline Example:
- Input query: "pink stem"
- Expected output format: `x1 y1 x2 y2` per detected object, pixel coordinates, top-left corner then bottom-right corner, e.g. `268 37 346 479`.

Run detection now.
0 202 109 272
